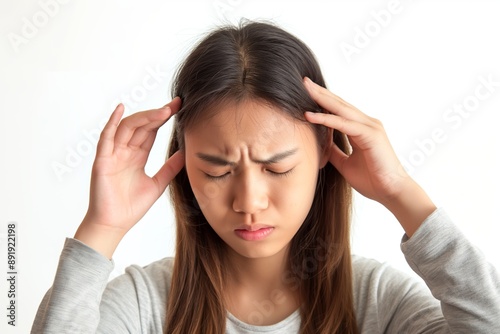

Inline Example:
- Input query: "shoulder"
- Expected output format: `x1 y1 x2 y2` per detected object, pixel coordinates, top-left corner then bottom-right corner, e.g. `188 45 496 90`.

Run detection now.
351 254 440 330
105 257 175 303
352 255 404 280
351 254 426 299
127 256 174 288
99 256 175 329
140 257 175 282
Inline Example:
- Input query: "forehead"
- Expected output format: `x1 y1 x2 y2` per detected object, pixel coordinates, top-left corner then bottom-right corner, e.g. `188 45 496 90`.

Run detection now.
184 99 317 155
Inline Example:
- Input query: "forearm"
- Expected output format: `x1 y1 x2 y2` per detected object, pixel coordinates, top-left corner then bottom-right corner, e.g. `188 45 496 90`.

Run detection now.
31 238 114 333
401 209 500 332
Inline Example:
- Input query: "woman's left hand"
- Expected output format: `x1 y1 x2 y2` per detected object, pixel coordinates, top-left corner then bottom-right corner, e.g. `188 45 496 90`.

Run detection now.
303 77 409 204
303 77 436 237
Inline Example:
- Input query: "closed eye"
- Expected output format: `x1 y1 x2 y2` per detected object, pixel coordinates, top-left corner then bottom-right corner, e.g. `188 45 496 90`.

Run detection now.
204 168 295 181
204 172 230 181
266 168 294 178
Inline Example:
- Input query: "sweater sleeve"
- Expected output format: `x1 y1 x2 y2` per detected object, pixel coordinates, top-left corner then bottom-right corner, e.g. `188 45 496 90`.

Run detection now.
397 207 500 333
30 238 155 333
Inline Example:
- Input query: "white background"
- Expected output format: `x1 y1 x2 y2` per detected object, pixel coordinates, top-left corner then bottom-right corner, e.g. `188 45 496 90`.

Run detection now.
1 0 499 332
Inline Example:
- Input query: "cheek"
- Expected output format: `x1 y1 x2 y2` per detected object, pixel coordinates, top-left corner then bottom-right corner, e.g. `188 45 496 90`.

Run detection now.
185 163 214 210
186 173 230 222
271 169 318 213
191 181 226 214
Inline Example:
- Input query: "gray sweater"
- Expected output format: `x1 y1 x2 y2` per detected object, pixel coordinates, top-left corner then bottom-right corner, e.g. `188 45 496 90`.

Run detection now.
32 208 500 333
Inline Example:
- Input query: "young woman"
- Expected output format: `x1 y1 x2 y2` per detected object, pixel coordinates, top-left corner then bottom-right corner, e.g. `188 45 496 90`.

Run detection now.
32 21 500 333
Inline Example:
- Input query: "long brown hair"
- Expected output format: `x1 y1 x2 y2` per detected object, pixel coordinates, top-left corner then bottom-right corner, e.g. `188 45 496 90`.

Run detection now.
166 21 358 334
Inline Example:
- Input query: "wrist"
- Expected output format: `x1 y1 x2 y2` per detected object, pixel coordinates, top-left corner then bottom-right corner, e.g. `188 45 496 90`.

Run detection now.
74 218 128 259
380 178 437 238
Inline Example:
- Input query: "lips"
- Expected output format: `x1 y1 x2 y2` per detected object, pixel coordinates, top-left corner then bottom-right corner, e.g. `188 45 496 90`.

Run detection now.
234 226 274 241
235 224 273 232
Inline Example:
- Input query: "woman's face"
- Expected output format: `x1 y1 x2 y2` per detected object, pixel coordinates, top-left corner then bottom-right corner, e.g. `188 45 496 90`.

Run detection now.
184 99 328 259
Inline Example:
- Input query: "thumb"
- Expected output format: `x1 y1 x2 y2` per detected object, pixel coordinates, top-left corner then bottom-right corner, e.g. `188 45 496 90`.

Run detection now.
328 144 349 175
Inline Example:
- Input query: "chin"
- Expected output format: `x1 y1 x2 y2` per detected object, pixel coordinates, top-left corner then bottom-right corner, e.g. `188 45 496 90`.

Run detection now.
228 240 289 260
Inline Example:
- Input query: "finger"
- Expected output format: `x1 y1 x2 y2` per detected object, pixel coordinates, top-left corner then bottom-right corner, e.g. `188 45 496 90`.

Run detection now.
131 130 158 165
114 97 181 151
303 77 368 123
114 107 171 150
152 150 185 195
139 130 157 153
304 111 369 138
113 130 158 167
97 103 125 156
127 124 160 150
130 97 182 150
328 143 350 175
165 96 182 112
127 97 181 148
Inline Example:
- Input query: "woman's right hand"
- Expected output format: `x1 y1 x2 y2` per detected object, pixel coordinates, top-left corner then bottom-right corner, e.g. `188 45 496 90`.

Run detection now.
74 97 184 258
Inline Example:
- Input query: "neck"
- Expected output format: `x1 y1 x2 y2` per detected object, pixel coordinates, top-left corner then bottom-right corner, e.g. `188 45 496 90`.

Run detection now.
224 245 302 325
226 245 294 297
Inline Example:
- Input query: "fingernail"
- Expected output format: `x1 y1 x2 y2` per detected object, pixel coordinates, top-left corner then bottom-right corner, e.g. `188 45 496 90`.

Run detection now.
305 78 317 91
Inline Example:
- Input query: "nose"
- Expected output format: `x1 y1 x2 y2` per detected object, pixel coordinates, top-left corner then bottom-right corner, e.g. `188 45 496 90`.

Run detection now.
232 170 269 214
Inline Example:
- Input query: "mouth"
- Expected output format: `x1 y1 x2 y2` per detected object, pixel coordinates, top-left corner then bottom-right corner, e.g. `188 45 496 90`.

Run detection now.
234 226 274 241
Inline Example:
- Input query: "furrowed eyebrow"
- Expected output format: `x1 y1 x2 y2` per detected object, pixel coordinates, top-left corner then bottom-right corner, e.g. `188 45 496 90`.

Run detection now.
252 148 298 164
196 148 298 166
